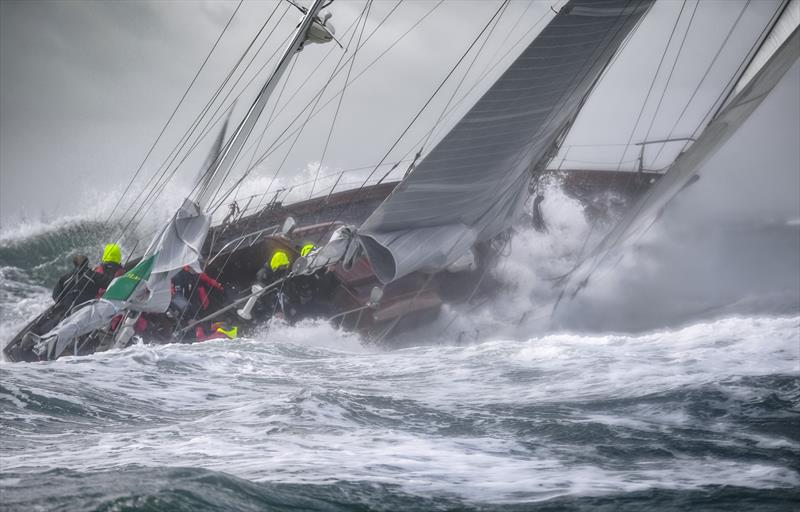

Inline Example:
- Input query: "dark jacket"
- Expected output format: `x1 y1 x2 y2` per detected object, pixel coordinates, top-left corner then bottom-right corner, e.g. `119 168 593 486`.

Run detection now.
52 263 99 306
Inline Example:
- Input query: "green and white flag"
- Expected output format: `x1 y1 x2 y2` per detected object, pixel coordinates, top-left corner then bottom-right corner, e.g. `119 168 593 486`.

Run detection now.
103 254 156 302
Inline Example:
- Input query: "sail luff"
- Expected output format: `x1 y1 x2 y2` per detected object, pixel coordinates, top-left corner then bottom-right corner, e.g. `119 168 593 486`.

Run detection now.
730 0 798 98
706 0 793 126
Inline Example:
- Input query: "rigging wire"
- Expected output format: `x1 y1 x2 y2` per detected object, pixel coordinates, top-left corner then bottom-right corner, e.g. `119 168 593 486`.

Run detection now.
215 0 429 214
562 0 772 304
105 0 244 227
255 0 504 218
376 1 554 185
224 0 375 216
687 0 785 142
309 0 374 199
650 0 751 164
157 6 370 221
614 0 688 172
204 6 371 210
421 0 510 152
639 0 699 161
235 0 445 206
116 2 289 239
331 0 510 196
132 5 293 225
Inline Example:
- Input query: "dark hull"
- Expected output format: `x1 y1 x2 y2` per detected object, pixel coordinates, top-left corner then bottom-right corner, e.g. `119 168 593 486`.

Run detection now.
4 173 654 362
3 181 475 361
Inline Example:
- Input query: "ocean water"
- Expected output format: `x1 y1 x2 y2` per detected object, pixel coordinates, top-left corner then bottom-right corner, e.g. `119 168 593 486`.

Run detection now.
1 187 799 511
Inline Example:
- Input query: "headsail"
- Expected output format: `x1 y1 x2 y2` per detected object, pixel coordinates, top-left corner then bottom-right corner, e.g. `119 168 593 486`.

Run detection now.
35 199 210 359
356 0 655 283
559 22 800 302
32 0 337 359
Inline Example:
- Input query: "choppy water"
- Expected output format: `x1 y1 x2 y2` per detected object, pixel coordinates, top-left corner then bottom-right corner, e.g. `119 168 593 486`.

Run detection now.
1 188 799 511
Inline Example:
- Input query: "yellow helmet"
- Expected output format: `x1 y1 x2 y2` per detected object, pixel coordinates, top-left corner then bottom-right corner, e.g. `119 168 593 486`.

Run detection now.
270 250 290 271
102 243 122 264
300 243 315 257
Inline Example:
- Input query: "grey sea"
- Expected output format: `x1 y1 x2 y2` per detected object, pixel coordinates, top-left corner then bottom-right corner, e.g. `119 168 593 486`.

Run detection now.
1 197 798 511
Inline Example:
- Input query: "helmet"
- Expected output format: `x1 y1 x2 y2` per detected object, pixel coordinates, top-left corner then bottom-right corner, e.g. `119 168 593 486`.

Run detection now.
300 243 315 257
270 250 290 271
102 243 122 264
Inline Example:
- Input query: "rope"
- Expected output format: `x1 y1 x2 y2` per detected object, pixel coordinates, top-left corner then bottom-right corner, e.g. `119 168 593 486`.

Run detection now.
309 0 373 199
614 0 688 172
650 0 751 164
236 0 445 210
105 0 244 225
117 3 290 238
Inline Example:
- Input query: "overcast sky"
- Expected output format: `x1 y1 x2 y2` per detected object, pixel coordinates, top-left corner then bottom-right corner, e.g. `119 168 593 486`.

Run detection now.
0 0 797 230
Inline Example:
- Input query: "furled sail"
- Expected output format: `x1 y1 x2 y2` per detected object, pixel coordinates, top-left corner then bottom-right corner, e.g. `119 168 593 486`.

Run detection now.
559 23 800 302
357 0 654 283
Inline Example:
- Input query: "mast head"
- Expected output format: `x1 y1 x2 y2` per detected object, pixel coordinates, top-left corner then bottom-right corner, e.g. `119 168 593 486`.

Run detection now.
306 11 336 45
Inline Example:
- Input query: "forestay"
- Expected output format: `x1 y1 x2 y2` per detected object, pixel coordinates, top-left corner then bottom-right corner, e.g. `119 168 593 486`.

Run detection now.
357 0 654 283
560 23 800 301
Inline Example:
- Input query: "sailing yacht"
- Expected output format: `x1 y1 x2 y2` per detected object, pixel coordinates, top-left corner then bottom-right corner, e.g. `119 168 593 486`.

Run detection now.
4 0 797 362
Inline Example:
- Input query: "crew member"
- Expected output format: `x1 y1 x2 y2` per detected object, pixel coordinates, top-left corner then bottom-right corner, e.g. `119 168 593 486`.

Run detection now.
291 242 335 319
52 254 97 306
95 243 125 295
194 321 238 342
170 265 225 320
256 249 292 286
237 248 294 322
299 242 316 258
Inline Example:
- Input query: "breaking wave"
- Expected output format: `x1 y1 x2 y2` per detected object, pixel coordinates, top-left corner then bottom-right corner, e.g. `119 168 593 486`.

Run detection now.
1 177 798 511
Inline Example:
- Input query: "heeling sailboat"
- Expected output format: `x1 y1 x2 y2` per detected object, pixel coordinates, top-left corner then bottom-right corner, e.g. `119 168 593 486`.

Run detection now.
196 0 656 338
4 0 677 361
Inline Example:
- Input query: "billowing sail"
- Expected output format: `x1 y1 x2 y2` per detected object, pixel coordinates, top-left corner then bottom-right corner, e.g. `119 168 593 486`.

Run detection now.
35 199 210 359
560 23 800 302
357 0 654 283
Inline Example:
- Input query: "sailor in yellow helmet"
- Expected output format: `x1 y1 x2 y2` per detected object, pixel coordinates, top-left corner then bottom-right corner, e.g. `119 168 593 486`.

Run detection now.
94 243 125 294
300 243 316 258
256 248 292 286
270 250 291 272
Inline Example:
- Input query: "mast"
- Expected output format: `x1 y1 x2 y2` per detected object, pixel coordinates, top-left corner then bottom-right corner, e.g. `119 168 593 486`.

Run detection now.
196 0 332 210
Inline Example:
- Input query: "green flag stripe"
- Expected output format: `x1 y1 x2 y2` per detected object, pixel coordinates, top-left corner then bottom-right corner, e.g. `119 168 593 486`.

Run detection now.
103 253 157 301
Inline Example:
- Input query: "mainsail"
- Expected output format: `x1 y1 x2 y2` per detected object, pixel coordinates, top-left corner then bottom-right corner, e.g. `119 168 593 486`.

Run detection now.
356 0 654 283
559 20 800 302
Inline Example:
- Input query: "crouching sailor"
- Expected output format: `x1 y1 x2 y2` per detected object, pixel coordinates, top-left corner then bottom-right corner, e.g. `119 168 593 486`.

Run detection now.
237 249 293 321
52 254 98 308
194 321 238 342
169 265 225 323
